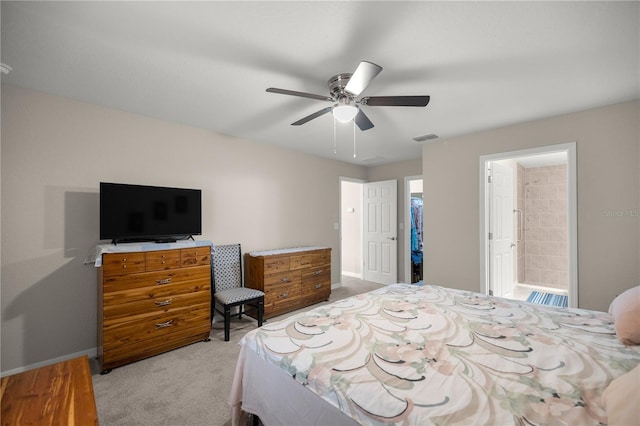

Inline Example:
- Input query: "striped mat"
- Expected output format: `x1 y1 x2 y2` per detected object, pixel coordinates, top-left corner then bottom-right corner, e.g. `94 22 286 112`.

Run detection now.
526 291 568 308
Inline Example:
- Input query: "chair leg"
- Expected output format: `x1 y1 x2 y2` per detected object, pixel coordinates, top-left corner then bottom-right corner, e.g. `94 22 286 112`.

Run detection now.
224 306 231 342
257 299 264 327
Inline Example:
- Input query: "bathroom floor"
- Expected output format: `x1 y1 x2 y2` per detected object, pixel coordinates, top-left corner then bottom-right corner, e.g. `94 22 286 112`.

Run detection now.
512 283 568 303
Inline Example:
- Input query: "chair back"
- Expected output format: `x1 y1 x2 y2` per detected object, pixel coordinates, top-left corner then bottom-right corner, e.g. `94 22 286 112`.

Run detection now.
212 244 243 293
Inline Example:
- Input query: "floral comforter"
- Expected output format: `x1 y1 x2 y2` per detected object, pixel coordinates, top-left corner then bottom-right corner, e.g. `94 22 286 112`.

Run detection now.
240 284 640 425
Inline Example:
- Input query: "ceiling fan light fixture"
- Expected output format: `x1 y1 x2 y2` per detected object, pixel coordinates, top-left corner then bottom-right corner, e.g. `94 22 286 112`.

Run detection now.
332 105 358 123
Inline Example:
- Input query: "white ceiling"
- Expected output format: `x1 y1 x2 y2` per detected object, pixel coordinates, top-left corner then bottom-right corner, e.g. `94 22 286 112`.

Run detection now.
1 1 638 166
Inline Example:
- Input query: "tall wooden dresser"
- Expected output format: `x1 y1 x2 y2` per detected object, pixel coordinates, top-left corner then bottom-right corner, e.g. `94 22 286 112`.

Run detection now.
244 246 331 319
96 242 212 373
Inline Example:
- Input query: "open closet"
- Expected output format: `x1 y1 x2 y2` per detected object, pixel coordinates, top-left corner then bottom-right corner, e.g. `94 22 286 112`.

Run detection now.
409 179 423 284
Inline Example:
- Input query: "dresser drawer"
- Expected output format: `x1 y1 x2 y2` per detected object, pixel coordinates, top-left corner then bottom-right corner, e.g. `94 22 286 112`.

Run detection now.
103 304 210 349
103 283 210 320
290 254 313 270
263 256 290 273
264 270 301 287
103 265 210 293
300 280 331 302
181 247 211 267
146 250 181 271
264 280 300 311
301 266 331 284
290 250 331 270
264 280 300 302
103 320 211 369
102 252 146 276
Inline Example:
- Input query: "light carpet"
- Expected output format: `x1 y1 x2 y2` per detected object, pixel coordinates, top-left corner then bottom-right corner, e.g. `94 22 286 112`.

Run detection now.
90 279 384 425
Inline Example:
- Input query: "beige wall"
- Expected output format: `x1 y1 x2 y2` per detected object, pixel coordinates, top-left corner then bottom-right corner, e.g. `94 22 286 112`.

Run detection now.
423 100 640 312
0 85 369 372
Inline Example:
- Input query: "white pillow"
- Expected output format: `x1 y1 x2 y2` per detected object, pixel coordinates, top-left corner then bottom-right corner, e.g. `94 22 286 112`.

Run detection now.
608 286 640 345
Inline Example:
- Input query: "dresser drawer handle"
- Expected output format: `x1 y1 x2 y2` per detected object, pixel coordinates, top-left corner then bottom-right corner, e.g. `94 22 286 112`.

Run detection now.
313 270 322 275
156 278 172 285
314 284 321 289
154 299 172 307
280 277 290 283
155 320 173 329
280 293 289 298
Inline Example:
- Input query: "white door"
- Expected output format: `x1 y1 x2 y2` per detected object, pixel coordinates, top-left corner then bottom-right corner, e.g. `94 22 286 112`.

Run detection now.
363 180 397 284
489 162 515 298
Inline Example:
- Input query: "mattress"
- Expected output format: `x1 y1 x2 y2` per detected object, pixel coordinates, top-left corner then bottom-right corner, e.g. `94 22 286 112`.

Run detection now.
230 284 640 425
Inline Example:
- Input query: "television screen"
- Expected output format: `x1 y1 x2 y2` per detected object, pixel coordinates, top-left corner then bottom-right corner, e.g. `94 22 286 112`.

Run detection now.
100 182 202 243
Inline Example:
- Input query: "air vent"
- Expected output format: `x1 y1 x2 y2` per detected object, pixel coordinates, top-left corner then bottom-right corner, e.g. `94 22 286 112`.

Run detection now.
412 133 438 142
360 156 384 163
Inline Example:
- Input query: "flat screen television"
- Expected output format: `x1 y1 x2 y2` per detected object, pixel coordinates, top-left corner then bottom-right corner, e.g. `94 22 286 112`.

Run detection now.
100 182 202 244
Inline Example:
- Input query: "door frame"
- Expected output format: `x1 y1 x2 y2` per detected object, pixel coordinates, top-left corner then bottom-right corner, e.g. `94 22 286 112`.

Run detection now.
479 142 578 307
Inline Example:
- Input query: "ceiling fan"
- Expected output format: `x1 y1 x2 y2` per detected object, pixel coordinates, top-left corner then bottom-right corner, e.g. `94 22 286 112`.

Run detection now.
266 61 430 131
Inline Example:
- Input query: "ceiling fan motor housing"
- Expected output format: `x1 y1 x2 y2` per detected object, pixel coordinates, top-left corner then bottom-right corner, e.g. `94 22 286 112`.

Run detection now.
328 73 353 99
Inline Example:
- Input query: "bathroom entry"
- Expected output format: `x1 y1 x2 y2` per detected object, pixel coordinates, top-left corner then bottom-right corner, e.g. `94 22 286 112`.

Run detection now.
480 143 577 308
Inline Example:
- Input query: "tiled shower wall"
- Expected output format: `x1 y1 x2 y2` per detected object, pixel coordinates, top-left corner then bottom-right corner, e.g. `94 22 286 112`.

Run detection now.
519 164 568 290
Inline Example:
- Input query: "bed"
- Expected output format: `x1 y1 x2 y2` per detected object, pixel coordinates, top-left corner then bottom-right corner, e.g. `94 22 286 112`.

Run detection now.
230 284 640 425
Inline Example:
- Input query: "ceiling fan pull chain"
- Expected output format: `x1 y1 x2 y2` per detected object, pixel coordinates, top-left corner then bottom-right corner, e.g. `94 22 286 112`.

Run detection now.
353 119 357 158
333 117 337 154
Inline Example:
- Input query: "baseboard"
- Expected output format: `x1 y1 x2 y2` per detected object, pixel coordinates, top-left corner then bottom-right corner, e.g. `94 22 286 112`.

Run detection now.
0 347 98 378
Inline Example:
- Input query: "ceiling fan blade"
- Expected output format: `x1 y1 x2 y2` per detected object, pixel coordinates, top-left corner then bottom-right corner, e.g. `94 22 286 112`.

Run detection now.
291 107 333 126
266 88 333 102
361 95 430 107
354 109 374 131
344 61 383 96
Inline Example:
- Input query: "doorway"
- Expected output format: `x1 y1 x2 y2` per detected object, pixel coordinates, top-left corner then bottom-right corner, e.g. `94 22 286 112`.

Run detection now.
340 178 398 286
405 176 423 284
340 178 364 280
480 143 577 308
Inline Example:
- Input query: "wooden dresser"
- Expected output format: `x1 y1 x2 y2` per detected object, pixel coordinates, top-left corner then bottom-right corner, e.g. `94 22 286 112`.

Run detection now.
1 356 98 425
98 244 212 373
244 247 331 319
